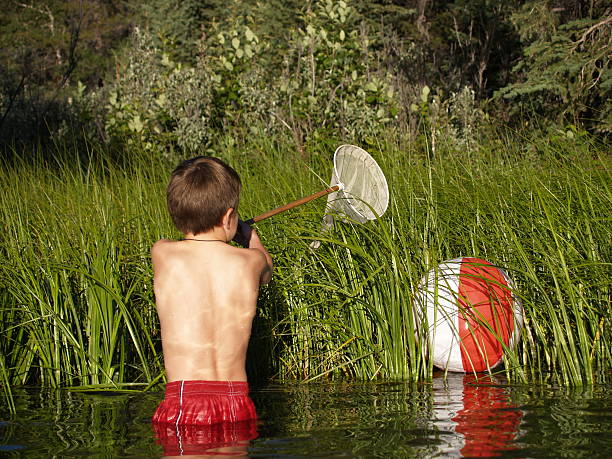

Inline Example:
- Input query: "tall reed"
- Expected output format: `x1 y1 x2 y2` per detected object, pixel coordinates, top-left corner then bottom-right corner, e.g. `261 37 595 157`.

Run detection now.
239 134 610 385
0 132 610 412
0 151 168 392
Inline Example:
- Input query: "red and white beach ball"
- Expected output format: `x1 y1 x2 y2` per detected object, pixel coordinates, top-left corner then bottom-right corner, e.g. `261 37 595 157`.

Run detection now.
414 258 523 373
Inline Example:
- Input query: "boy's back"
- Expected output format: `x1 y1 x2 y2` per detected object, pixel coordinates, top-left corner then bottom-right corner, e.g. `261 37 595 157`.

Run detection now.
152 238 269 382
153 238 266 382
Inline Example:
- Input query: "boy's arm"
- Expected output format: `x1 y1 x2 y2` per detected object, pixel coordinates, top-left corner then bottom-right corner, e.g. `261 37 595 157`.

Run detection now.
234 220 273 284
250 230 273 284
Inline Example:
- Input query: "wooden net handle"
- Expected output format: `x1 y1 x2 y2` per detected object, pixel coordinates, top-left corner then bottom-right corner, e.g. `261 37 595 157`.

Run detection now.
245 185 340 225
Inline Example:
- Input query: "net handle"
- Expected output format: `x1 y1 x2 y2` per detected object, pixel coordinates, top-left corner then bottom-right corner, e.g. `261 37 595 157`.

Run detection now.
245 185 341 225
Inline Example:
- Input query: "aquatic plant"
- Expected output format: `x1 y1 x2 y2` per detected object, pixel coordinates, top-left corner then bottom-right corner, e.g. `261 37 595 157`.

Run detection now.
0 153 168 394
0 130 610 412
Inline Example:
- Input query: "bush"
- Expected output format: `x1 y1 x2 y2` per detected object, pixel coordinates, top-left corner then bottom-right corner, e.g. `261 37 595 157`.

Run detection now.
102 28 216 156
95 1 399 156
270 0 397 143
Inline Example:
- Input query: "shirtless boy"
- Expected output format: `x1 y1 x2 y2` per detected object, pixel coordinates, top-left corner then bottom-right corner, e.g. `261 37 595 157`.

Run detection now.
151 156 273 428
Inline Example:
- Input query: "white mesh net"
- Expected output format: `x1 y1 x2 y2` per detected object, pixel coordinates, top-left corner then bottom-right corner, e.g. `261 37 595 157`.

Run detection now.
326 144 389 223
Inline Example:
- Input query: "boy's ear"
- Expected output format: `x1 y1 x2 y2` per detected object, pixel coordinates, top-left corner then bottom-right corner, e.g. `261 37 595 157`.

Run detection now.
221 207 235 229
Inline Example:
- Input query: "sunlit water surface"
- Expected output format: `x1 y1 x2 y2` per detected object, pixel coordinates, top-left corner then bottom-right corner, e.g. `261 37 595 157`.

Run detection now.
1 374 610 457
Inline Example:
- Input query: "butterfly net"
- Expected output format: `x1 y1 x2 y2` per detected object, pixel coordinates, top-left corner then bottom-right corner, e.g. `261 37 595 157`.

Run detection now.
325 144 389 223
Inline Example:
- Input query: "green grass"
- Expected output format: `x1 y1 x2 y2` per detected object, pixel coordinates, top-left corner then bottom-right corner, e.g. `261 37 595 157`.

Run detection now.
0 131 610 411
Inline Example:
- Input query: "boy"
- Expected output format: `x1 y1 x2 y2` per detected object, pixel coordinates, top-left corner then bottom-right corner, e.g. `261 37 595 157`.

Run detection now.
151 156 273 429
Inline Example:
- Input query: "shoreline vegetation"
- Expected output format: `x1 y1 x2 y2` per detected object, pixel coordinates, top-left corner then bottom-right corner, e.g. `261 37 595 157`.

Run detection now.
1 131 610 411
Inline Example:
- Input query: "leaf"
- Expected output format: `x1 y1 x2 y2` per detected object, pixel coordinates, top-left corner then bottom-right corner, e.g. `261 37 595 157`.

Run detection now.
128 115 143 133
245 26 255 42
161 53 172 68
421 85 430 102
232 38 240 50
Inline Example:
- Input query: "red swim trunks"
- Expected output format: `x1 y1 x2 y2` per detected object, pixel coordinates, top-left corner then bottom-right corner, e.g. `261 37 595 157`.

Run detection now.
152 380 257 425
152 380 258 455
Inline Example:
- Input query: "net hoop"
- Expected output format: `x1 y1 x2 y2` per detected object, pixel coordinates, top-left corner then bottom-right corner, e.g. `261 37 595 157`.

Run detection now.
328 144 389 223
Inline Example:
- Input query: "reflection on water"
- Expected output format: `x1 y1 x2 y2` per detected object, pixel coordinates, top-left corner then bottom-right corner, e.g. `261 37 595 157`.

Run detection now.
1 375 610 457
432 375 522 457
153 419 257 458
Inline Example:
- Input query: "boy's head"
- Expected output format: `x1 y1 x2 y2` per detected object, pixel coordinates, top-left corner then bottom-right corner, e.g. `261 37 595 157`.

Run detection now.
167 156 241 235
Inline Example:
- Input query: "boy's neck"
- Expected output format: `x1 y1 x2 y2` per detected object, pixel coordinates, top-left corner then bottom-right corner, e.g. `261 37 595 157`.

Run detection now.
183 227 229 243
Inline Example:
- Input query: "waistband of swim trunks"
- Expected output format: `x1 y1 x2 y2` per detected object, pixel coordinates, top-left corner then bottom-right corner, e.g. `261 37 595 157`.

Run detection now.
164 380 250 398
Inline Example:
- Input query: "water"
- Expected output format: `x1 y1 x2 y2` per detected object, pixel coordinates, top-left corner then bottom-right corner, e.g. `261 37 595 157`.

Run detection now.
1 374 610 457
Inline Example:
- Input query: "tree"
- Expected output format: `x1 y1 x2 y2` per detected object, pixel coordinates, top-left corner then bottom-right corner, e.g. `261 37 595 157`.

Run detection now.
0 0 134 145
496 0 611 133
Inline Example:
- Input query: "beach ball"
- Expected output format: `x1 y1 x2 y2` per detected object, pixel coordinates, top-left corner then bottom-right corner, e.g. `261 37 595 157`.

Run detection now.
414 258 523 372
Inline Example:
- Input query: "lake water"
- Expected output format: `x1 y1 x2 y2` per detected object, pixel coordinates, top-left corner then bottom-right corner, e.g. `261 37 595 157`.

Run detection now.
1 374 610 457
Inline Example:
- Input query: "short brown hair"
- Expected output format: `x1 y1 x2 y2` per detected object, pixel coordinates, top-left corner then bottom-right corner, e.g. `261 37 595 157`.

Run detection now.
167 156 241 234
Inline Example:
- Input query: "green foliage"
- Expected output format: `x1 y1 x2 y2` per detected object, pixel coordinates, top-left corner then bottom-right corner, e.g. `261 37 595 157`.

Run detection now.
3 0 611 150
0 151 166 390
0 0 133 86
428 0 522 97
410 84 489 155
99 0 398 154
141 0 223 63
273 0 397 141
101 18 271 154
102 28 216 154
1 132 610 400
0 0 134 146
496 2 611 133
203 18 269 129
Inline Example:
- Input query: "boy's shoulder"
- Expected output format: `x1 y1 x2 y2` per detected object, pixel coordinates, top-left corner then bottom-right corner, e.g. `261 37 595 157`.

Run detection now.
151 238 174 259
151 239 271 284
151 239 264 262
152 238 174 248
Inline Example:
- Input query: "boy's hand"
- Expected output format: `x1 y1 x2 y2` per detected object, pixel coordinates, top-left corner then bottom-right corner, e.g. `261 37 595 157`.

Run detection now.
233 219 253 248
